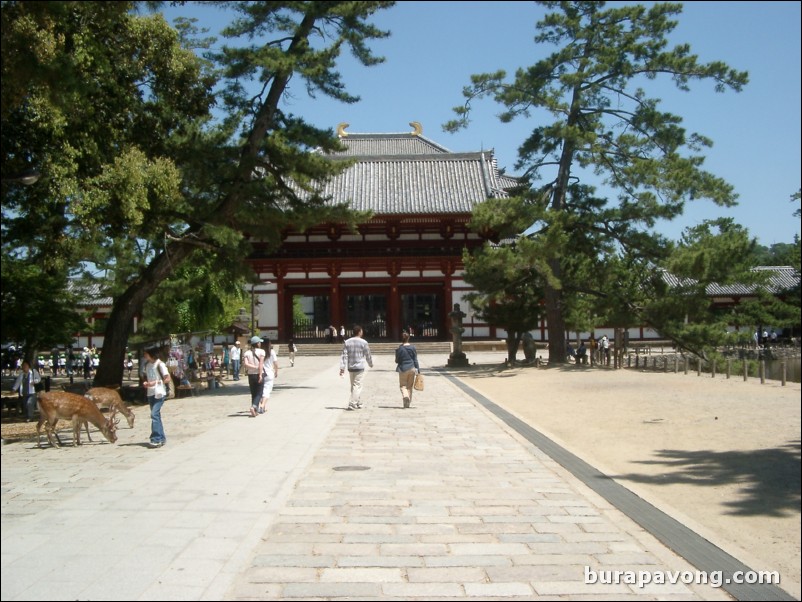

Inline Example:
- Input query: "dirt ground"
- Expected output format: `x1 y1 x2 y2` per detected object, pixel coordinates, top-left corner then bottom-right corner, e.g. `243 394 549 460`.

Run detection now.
454 358 801 600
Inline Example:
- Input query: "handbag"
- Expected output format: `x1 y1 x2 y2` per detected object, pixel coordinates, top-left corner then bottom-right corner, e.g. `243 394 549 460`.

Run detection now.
413 372 424 391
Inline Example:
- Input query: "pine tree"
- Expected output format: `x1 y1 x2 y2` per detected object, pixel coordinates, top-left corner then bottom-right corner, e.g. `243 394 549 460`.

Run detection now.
446 1 748 364
2 2 393 385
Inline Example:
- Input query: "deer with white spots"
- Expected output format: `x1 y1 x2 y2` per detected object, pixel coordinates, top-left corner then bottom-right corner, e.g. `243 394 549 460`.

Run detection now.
37 391 119 448
85 387 135 428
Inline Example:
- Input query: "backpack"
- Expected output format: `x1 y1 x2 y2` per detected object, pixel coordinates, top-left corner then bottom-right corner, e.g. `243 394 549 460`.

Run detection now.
160 360 175 399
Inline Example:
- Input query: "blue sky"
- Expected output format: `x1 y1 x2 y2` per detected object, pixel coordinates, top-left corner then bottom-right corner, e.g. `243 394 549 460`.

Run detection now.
162 1 801 248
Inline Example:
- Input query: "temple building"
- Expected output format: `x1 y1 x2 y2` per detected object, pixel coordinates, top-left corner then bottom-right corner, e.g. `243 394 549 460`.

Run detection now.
61 124 799 349
247 122 518 342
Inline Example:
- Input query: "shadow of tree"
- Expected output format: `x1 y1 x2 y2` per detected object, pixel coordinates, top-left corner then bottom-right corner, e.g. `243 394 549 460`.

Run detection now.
612 440 801 517
443 361 606 379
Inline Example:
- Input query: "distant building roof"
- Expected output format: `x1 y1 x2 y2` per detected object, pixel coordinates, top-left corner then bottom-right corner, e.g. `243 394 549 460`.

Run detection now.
662 266 800 296
66 281 112 307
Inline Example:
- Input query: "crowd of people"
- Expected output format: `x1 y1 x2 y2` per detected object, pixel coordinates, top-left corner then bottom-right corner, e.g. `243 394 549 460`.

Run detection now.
1 346 103 379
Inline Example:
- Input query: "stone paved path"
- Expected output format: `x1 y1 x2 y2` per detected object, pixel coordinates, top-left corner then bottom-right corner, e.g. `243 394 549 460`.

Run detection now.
2 354 733 600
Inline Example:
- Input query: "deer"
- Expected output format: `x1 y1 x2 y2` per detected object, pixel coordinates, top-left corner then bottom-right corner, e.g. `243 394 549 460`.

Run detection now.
37 391 119 448
76 387 135 442
85 387 135 428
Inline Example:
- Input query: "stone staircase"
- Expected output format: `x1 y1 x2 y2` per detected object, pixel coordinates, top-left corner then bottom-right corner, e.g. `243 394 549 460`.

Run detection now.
290 341 452 356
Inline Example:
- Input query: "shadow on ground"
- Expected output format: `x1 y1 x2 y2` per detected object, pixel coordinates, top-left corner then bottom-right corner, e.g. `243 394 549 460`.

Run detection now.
612 440 801 517
442 361 610 379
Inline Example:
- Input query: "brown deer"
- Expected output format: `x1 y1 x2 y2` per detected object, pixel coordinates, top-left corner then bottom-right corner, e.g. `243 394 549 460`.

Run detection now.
76 387 135 442
85 387 135 428
37 391 119 448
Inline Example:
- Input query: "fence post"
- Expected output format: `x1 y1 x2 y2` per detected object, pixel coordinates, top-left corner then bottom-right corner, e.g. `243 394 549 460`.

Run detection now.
743 359 748 382
760 360 765 384
782 360 787 386
674 356 678 373
726 358 731 379
697 357 702 376
711 360 716 378
684 356 689 375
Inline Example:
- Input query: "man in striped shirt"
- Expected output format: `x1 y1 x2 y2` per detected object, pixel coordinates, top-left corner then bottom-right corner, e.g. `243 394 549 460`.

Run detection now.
339 325 374 411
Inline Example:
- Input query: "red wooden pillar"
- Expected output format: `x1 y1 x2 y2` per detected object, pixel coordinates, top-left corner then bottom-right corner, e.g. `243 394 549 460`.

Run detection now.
442 259 456 340
275 266 287 341
328 262 341 330
387 260 400 340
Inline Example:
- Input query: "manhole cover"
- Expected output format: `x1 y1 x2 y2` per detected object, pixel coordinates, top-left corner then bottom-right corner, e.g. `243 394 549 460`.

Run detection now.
332 465 371 471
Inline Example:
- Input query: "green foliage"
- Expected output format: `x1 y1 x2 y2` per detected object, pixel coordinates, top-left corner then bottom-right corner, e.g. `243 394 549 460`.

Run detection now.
634 219 800 353
2 1 394 384
447 1 752 362
0 255 89 359
461 215 546 361
292 296 308 325
135 248 252 339
2 1 217 350
752 242 799 267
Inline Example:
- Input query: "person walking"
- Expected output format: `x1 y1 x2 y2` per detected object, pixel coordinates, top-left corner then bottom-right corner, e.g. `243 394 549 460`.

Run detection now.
394 332 420 409
12 360 42 421
141 347 171 448
287 339 297 367
258 339 279 414
229 340 242 380
242 336 265 417
339 325 373 411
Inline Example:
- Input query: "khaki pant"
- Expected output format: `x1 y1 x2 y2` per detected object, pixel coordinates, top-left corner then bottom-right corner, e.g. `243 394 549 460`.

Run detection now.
348 370 366 409
398 368 416 405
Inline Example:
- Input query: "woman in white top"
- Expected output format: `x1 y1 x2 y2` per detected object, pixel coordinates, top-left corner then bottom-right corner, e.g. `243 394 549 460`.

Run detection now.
142 347 171 448
258 339 279 414
243 336 265 417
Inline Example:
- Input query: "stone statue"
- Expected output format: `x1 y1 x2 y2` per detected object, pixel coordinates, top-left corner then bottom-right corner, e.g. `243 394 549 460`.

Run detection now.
447 303 469 367
522 332 536 362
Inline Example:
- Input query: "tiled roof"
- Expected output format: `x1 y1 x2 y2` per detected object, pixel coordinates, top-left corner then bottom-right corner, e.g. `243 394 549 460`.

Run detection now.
497 173 524 192
333 132 451 156
662 266 800 296
297 130 521 215
313 152 511 214
66 281 112 306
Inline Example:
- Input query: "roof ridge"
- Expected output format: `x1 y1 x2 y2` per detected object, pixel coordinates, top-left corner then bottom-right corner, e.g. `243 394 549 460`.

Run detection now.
330 151 494 161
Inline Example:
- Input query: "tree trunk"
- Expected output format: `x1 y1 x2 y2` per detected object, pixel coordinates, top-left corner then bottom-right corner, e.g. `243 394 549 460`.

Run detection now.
506 335 519 363
545 281 568 366
93 244 194 386
94 305 135 387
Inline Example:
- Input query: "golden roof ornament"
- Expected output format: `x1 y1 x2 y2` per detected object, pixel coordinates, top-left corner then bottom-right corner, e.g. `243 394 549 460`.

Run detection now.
409 121 422 136
337 122 349 137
